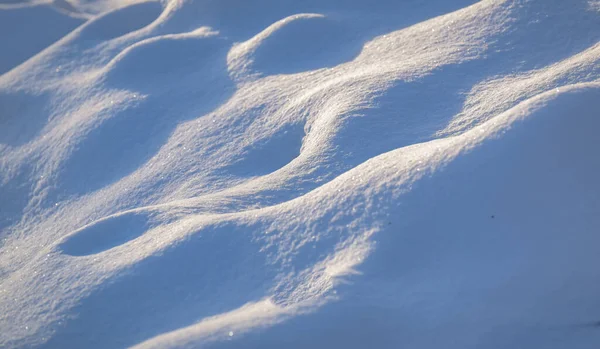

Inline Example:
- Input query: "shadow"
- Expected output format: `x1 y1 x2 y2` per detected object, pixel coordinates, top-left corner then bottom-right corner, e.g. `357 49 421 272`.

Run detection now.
0 4 83 75
0 0 30 4
0 161 35 234
248 15 365 75
59 211 153 256
75 1 162 43
0 90 55 232
209 303 414 349
0 89 54 146
226 122 305 177
485 0 600 72
56 34 235 196
45 221 278 349
328 66 470 170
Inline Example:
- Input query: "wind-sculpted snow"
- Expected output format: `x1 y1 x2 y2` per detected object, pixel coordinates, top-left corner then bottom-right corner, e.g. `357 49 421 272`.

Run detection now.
1 0 599 348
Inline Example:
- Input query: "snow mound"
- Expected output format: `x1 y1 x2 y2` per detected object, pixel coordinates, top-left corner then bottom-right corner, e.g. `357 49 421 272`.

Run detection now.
1 0 599 348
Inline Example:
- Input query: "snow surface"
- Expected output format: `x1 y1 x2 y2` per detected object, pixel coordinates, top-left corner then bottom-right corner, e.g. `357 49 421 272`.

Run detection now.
1 0 600 348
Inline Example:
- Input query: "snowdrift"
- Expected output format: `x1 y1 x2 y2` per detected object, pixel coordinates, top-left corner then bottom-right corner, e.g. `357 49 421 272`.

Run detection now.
1 0 599 348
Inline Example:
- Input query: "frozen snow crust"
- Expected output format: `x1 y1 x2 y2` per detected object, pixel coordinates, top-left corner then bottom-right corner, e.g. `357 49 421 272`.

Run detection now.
1 0 599 348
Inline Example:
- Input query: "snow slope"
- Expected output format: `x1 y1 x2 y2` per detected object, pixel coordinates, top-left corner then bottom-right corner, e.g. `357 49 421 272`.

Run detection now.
1 0 599 348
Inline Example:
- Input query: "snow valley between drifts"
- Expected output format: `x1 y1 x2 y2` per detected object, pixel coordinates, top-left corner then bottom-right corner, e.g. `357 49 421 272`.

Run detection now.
1 0 600 348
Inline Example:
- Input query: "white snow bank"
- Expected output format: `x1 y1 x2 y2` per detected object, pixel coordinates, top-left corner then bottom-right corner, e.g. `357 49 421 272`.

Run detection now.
1 0 599 348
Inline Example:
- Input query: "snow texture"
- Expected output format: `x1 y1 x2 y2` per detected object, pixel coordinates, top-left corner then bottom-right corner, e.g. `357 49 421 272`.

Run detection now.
1 0 599 348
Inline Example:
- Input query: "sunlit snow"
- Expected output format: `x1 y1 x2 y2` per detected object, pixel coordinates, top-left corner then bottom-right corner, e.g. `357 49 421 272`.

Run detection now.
1 0 599 348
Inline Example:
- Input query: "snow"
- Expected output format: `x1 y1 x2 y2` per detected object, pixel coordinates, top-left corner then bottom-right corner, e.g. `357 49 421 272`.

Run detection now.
1 0 599 348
